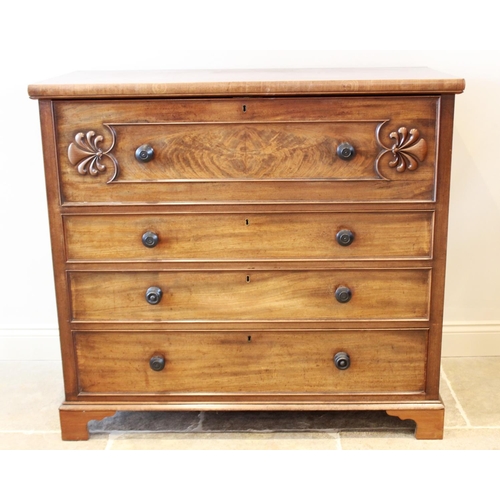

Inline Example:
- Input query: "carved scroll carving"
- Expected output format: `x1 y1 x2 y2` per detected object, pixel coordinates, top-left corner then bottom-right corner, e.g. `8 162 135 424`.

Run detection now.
376 125 428 175
68 125 118 182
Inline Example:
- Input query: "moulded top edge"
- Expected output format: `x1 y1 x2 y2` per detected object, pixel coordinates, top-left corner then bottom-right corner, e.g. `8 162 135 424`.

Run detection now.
27 68 466 99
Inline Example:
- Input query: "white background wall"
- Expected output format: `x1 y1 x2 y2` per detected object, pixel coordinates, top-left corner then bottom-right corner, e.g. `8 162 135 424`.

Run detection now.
1 1 499 359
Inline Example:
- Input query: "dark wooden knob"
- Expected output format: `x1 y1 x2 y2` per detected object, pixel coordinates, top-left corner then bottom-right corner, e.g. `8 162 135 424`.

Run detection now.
145 286 162 305
334 352 350 370
150 355 165 371
337 142 355 160
335 286 352 303
336 229 354 246
135 144 154 162
142 231 159 248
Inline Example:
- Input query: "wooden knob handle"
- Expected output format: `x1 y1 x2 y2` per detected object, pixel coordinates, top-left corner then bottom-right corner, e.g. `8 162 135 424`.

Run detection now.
336 229 354 246
142 231 159 248
335 286 352 303
149 355 165 371
334 352 350 370
337 142 355 160
135 144 154 162
145 286 162 305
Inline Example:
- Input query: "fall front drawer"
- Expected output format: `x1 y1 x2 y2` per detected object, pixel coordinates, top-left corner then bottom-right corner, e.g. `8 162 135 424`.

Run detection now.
69 269 431 322
54 96 438 204
63 211 434 262
74 330 428 395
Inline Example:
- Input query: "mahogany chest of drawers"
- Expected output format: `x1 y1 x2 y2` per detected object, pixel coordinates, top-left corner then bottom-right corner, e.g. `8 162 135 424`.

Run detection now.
29 68 465 440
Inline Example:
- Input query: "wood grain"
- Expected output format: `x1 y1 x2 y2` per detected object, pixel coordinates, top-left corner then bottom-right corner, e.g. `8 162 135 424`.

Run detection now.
54 97 437 204
425 94 456 399
28 68 465 99
38 101 80 400
59 408 116 441
112 122 387 181
63 211 433 262
74 330 428 394
387 408 445 439
69 269 431 322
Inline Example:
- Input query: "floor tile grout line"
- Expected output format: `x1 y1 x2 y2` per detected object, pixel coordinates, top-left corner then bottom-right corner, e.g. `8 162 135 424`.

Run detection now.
0 430 60 434
335 432 343 450
104 431 125 450
444 425 500 430
441 366 472 428
105 435 113 451
93 431 344 450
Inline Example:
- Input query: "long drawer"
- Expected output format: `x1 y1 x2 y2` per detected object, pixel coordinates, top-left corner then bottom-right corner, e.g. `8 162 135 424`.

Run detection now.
74 330 428 395
63 211 433 262
64 211 433 261
54 96 438 204
69 269 431 322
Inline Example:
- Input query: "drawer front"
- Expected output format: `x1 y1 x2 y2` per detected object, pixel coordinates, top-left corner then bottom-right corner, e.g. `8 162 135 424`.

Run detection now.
64 211 433 262
69 269 431 322
54 97 438 204
74 330 428 394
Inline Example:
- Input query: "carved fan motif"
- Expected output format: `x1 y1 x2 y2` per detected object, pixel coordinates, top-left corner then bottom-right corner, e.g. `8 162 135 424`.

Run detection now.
376 125 428 175
68 126 118 182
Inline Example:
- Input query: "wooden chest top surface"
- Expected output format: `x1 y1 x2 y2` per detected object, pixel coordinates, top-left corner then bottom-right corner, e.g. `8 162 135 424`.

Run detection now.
28 67 465 99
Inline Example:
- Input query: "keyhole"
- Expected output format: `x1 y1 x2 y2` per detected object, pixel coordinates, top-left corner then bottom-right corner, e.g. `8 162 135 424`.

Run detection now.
247 336 252 342
242 104 247 113
245 218 249 226
246 275 250 283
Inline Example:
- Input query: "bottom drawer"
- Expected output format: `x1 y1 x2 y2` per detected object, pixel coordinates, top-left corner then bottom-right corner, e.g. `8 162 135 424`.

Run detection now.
74 330 428 395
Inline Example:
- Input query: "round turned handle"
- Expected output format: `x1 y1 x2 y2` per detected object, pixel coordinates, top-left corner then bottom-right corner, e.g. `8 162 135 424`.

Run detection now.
142 231 159 248
336 229 354 246
334 352 350 370
337 142 355 160
145 286 162 305
149 355 165 371
335 286 352 303
135 144 154 162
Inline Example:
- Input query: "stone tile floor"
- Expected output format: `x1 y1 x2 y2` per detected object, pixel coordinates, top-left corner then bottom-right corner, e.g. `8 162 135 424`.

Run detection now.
1 357 499 450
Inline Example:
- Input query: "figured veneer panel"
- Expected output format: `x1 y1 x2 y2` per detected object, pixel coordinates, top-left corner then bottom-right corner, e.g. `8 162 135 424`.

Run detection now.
74 330 428 394
96 121 431 181
69 269 431 322
63 211 434 262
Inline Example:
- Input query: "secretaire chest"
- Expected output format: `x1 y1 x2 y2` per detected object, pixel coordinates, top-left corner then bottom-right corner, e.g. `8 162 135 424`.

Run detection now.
29 68 465 440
